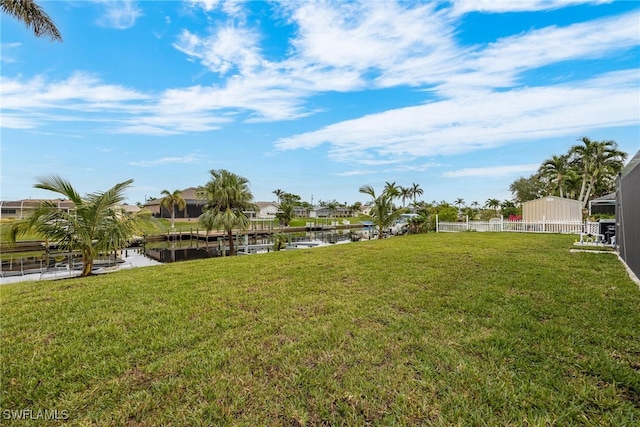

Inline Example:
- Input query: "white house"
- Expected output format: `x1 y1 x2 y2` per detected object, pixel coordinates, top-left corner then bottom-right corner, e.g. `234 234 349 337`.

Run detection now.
254 202 279 219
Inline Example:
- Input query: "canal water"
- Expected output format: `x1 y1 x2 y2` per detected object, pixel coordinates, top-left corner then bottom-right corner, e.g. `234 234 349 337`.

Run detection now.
0 228 369 276
143 229 362 263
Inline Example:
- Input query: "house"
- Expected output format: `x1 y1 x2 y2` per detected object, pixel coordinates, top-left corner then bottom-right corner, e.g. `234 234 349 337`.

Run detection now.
0 199 75 220
144 187 205 219
315 206 351 218
253 202 279 219
0 199 141 220
522 196 582 222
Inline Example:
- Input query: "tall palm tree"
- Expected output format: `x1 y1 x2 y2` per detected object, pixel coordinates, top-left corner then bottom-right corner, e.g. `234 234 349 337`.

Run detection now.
583 141 626 205
272 189 285 203
2 176 137 276
410 182 423 205
399 186 412 208
1 0 62 41
453 197 465 210
197 169 257 256
359 185 402 238
539 154 570 198
160 189 186 230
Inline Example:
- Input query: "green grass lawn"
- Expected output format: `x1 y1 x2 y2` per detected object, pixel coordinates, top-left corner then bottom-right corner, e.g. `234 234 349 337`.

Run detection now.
1 233 638 425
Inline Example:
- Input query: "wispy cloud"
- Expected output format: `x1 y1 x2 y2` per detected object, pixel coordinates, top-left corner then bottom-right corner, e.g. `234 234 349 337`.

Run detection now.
335 170 376 177
443 164 540 178
449 0 613 16
129 153 205 167
1 1 637 148
95 0 142 29
0 43 21 64
275 70 639 162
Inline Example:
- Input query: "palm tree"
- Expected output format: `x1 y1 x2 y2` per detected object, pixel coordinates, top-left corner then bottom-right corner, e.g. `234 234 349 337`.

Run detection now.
539 154 570 198
272 189 285 203
1 0 62 41
384 181 401 199
349 201 363 217
321 200 339 221
359 185 402 238
453 198 465 216
2 176 137 276
399 187 412 208
570 137 627 207
197 169 257 256
160 189 186 230
410 182 423 205
486 198 501 213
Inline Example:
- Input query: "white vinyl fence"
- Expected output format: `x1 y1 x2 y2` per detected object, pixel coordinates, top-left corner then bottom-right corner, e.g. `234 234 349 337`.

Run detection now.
436 216 599 236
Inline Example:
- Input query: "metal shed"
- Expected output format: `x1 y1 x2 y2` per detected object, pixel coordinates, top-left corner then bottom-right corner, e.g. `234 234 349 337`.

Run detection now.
522 196 583 222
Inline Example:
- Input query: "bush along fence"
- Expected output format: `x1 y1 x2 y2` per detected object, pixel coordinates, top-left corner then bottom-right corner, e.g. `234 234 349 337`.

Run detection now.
436 215 600 236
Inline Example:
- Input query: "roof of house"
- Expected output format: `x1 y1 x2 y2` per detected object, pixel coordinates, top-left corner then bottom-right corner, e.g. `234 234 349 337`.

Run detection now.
255 202 279 210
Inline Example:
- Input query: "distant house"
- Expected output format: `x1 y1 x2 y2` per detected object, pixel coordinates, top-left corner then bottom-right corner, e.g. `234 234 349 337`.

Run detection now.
522 196 582 222
293 206 313 218
0 199 75 220
253 202 279 219
315 206 351 218
0 199 140 220
144 187 205 219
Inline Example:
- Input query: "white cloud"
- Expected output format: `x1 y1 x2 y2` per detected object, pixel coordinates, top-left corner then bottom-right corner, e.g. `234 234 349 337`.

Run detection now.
129 153 205 167
460 11 640 89
443 164 540 178
0 73 150 129
187 0 246 16
187 0 221 12
449 0 613 16
95 0 142 29
173 26 263 75
335 170 376 177
0 43 21 63
275 70 640 161
2 2 638 142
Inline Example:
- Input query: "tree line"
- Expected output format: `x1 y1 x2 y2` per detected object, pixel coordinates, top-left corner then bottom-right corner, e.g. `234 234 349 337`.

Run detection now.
509 137 627 208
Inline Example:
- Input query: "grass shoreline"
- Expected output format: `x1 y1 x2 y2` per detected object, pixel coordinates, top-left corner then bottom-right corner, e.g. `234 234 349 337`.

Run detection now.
1 233 639 425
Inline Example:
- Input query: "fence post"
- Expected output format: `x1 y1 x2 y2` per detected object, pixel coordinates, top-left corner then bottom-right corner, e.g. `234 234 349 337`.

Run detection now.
501 215 504 232
466 215 469 231
543 215 546 233
436 214 439 233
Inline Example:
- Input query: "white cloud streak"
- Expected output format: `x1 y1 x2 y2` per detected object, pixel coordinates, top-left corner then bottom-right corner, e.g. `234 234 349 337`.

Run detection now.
275 70 640 161
449 0 613 16
129 153 205 167
443 164 540 178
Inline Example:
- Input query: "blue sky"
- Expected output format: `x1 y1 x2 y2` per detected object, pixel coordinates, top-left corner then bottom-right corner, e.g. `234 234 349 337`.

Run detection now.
1 0 639 206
